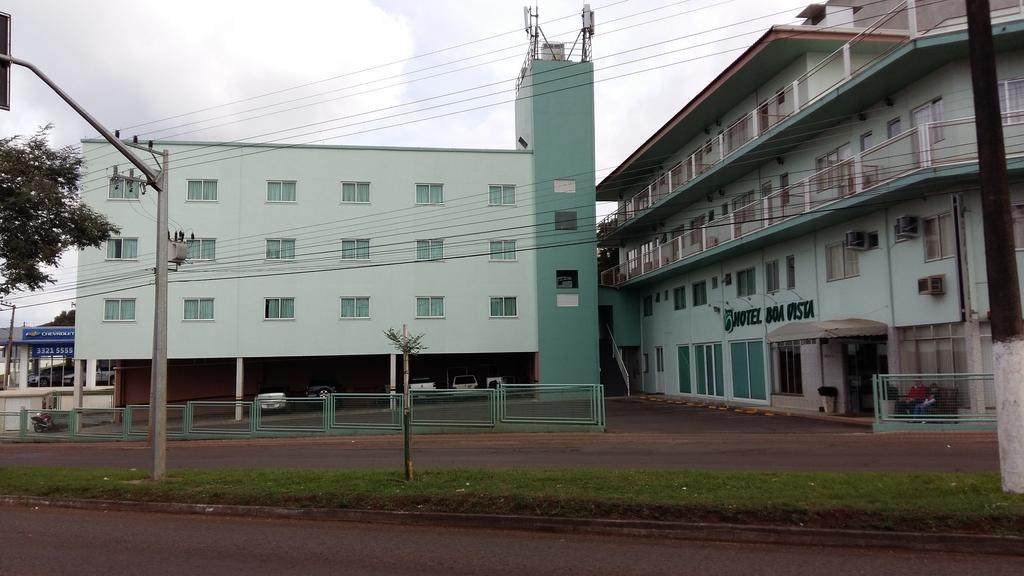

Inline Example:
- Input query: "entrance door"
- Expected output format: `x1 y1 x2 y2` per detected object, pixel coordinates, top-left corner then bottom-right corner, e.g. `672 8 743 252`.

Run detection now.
843 342 888 414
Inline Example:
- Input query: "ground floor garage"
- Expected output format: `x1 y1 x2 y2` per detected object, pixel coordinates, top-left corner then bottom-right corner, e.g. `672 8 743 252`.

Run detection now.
112 352 538 406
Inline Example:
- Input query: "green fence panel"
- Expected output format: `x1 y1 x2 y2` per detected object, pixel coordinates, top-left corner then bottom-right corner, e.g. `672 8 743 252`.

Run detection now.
21 409 74 441
125 405 187 438
254 397 328 434
499 384 602 425
0 411 22 440
330 394 403 431
873 373 996 431
73 408 128 440
411 390 495 427
186 401 254 436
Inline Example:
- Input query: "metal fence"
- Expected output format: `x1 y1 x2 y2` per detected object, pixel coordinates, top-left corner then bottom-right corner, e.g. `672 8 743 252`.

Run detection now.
1 385 605 442
872 373 995 431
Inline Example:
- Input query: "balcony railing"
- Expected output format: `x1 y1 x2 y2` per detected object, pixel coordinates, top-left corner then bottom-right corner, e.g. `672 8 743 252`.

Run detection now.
598 2 914 240
600 110 1024 287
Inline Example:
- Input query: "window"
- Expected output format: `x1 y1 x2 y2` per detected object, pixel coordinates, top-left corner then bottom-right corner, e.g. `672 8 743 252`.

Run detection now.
730 341 766 400
765 260 780 293
267 180 297 202
416 296 445 318
711 276 718 290
656 346 664 373
1012 204 1024 248
736 267 756 297
186 238 216 261
760 180 772 198
642 295 653 317
103 298 136 321
692 281 707 306
265 239 296 260
341 239 370 260
673 286 686 310
897 322 967 374
886 116 902 139
340 297 370 318
999 78 1024 123
786 255 796 289
643 353 649 373
655 292 660 303
912 97 944 141
867 231 880 249
489 240 517 261
416 183 444 204
923 213 955 261
860 131 873 152
106 237 138 260
826 242 859 281
694 342 723 397
556 270 578 289
489 184 516 206
554 210 578 231
779 173 789 189
341 181 370 203
108 178 140 200
183 298 214 321
773 341 803 395
490 297 518 317
187 179 218 201
264 297 295 320
416 239 444 261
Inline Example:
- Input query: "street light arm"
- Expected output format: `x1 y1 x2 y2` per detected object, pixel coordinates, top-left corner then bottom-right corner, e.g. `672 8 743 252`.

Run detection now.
0 53 162 189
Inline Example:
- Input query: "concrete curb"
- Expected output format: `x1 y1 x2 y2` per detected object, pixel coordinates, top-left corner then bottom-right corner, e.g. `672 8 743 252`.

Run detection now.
2 495 1022 556
635 395 875 427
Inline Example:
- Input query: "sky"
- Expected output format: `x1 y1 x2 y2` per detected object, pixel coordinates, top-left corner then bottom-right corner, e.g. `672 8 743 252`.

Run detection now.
0 0 803 324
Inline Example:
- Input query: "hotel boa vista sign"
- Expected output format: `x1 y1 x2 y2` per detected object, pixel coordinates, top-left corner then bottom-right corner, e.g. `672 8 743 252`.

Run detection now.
21 327 74 357
724 300 815 333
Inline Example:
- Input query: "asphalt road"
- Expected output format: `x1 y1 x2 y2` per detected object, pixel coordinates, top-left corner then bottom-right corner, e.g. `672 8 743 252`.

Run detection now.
0 399 998 472
1 507 1020 576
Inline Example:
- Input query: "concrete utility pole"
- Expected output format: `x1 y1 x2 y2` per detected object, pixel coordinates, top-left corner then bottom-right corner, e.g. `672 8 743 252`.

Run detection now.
966 0 1024 493
2 302 14 389
0 40 170 481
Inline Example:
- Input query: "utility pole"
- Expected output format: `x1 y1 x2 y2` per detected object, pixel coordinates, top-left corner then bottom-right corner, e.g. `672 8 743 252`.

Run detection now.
0 36 169 481
2 302 14 390
966 0 1024 493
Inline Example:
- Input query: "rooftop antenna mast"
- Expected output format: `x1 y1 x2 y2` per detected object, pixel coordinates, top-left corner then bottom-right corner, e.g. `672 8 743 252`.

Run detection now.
581 4 595 62
523 5 540 60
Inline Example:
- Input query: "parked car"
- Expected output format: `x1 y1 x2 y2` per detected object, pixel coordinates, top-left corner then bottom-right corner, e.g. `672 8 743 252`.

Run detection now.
409 377 438 391
62 369 115 386
451 374 478 390
255 391 288 411
27 372 52 387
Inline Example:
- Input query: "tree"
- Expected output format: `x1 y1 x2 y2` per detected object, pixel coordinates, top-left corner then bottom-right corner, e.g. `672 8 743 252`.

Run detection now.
384 326 428 481
0 126 118 296
45 309 75 326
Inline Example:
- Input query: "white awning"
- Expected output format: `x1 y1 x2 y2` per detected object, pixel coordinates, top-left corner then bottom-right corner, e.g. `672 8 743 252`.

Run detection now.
766 319 888 343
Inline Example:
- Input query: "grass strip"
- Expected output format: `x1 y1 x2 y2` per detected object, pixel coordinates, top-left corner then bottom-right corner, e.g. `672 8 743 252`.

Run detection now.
2 467 1023 535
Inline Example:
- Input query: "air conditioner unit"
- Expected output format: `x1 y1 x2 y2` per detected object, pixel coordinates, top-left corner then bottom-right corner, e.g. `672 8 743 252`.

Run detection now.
918 275 945 295
723 273 732 286
845 230 867 250
895 216 920 240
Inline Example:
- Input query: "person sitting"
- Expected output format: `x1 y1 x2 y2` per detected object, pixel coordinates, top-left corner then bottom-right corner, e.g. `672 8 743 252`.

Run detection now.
896 383 928 414
912 393 937 416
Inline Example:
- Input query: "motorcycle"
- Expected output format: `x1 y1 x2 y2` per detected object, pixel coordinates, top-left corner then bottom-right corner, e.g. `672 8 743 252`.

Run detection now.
30 412 60 433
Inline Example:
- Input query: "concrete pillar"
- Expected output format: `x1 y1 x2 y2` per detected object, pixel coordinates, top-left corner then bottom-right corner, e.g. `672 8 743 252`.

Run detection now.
235 357 244 421
16 346 29 388
965 319 988 415
389 354 396 393
72 359 83 408
85 358 97 388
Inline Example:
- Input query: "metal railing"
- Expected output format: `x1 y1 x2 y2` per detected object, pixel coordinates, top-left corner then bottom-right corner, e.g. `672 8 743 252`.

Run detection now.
872 373 995 430
597 0 963 240
601 110 1024 287
1 385 606 442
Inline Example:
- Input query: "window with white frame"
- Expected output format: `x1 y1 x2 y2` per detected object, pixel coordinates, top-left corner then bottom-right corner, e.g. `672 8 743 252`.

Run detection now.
341 239 370 260
187 179 218 201
489 296 518 317
924 212 955 261
416 296 444 318
106 237 138 260
415 183 444 204
267 180 297 202
736 267 756 297
186 238 216 261
340 297 370 318
673 286 686 310
911 97 943 141
416 239 443 261
264 297 295 320
765 259 780 293
897 323 967 374
886 116 902 139
692 280 707 306
999 78 1024 124
860 131 873 152
772 341 803 395
826 241 859 281
490 240 517 261
183 298 215 321
103 298 136 321
341 181 370 203
489 184 515 206
1012 204 1024 248
108 178 140 200
265 238 295 260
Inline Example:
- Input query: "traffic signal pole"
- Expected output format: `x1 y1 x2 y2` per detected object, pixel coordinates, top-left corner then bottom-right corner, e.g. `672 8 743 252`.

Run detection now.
0 50 171 481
